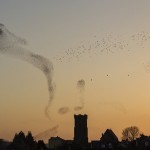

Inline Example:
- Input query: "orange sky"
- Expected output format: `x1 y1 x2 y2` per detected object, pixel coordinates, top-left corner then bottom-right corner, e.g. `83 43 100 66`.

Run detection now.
1 1 150 142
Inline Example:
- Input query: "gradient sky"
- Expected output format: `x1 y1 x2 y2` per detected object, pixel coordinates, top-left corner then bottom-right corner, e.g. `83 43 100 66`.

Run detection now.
1 0 150 142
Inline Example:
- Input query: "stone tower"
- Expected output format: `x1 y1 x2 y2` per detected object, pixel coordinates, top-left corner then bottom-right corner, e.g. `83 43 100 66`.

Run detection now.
74 114 88 146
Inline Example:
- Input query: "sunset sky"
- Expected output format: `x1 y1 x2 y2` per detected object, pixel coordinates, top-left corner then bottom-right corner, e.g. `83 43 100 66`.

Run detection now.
1 0 150 142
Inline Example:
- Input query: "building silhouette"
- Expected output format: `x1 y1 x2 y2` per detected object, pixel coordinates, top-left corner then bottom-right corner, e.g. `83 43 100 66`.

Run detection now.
3 114 150 150
74 114 88 147
48 136 65 149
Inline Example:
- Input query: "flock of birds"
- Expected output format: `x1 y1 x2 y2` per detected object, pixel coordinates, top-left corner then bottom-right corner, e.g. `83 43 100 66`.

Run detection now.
2 24 150 140
58 79 85 115
53 31 150 118
20 31 150 140
34 31 150 140
53 31 150 63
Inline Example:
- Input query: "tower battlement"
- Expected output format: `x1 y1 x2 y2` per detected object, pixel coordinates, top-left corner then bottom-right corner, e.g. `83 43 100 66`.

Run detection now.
74 114 87 119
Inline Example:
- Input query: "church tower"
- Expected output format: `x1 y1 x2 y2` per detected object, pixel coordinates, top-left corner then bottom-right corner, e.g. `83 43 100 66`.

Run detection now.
74 114 88 146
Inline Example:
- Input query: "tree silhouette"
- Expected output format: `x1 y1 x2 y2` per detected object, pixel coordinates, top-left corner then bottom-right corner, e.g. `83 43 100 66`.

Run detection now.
11 131 26 150
26 131 37 150
122 126 140 141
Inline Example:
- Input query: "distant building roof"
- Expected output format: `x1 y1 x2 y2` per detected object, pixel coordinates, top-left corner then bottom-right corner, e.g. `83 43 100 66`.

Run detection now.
48 136 65 149
48 136 65 142
100 129 119 144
